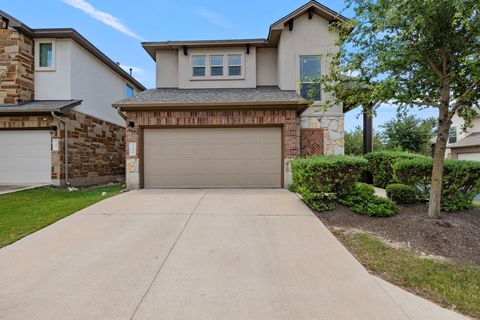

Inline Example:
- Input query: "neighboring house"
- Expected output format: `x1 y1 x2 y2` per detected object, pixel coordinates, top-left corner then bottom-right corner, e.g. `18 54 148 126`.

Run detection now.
446 113 480 160
114 1 347 189
0 11 145 186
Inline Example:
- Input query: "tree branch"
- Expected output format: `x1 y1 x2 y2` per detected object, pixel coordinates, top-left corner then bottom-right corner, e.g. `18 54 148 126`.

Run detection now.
427 58 444 78
451 77 480 115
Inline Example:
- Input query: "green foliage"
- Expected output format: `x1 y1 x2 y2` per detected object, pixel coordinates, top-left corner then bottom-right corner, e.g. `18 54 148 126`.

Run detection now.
344 126 384 156
394 158 480 211
291 156 368 211
364 151 425 188
386 183 419 204
381 111 436 155
338 183 397 217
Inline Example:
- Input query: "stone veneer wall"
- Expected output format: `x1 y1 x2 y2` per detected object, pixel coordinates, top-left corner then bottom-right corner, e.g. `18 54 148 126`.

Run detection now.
0 111 125 186
301 115 344 155
300 128 324 156
124 109 299 189
0 28 34 104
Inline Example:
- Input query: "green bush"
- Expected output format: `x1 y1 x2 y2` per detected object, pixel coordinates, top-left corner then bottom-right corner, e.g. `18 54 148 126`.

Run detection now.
386 183 419 204
364 151 426 188
291 155 368 211
393 158 480 211
339 183 397 217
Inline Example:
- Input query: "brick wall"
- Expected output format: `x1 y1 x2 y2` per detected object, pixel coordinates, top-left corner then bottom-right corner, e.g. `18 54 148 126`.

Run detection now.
0 29 34 104
300 128 324 156
0 111 125 186
124 109 299 189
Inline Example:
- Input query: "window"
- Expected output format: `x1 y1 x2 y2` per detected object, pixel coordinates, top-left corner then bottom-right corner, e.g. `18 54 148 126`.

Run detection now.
192 55 206 77
449 127 457 143
125 84 134 97
210 55 223 76
228 54 242 76
36 40 55 70
299 55 321 100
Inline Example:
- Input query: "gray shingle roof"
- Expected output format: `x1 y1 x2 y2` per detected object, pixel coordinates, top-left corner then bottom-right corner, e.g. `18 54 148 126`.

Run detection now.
449 132 480 148
114 86 304 106
0 100 81 113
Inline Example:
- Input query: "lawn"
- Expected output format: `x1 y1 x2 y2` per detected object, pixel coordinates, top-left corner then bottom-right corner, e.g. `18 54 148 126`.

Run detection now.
334 229 480 318
0 185 124 248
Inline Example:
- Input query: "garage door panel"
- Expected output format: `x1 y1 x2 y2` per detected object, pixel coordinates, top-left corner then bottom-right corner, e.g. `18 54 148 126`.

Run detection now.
457 153 480 161
0 130 51 184
144 127 282 188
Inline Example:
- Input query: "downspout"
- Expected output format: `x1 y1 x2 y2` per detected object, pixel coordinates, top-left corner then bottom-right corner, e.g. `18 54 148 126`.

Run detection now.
51 111 70 186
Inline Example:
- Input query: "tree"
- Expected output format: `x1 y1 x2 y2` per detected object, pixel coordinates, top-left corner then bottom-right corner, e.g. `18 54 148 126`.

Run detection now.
381 111 436 155
322 0 480 218
345 126 384 156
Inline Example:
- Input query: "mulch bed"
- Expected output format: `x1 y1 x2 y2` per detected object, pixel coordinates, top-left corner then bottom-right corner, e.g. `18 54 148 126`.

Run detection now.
316 203 480 266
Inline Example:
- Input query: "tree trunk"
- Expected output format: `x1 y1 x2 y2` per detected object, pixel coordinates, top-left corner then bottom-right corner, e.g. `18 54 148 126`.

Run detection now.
427 109 451 218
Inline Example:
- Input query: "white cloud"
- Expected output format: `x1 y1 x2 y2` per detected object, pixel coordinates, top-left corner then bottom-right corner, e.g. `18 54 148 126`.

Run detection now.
62 0 143 40
196 7 230 28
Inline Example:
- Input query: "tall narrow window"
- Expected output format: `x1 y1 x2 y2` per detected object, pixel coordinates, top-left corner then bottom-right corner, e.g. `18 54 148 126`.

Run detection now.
210 55 223 76
39 43 53 68
125 84 134 97
228 54 242 76
299 55 321 101
192 55 206 77
449 127 457 143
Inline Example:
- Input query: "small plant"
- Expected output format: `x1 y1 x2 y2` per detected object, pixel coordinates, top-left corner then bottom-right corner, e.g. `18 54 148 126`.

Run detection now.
339 183 397 217
386 183 419 204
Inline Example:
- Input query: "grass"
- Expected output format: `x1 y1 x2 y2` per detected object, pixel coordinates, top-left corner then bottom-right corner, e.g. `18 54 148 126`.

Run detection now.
474 200 480 207
0 185 124 248
333 229 480 318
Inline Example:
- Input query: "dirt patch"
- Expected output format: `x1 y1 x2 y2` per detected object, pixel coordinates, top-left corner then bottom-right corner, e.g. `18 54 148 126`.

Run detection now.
316 203 480 265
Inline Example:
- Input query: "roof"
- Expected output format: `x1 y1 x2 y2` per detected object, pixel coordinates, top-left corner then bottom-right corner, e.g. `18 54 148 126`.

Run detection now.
0 11 145 91
113 87 308 113
142 1 348 60
449 132 480 148
0 100 82 114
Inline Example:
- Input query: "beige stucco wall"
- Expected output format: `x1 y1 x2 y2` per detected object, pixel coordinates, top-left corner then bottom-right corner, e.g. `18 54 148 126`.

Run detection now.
156 49 178 88
256 48 277 86
177 47 256 89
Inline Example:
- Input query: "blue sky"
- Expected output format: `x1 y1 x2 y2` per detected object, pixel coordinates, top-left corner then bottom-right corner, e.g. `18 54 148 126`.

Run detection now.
2 0 438 130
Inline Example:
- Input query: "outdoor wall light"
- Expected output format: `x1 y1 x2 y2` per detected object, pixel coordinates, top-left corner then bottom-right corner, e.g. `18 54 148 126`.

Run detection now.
127 121 135 130
49 125 58 134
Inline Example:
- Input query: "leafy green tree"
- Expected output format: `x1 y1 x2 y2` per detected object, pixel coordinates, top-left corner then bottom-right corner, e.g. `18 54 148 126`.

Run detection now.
345 126 384 156
381 111 436 155
322 0 480 218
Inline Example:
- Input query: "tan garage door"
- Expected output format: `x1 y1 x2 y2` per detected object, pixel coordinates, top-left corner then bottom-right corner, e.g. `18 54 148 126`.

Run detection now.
143 127 282 188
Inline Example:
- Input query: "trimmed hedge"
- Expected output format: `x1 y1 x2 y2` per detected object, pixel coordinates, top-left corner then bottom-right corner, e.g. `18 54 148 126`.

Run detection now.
364 151 425 188
291 155 368 211
386 183 419 204
393 158 480 211
339 183 397 217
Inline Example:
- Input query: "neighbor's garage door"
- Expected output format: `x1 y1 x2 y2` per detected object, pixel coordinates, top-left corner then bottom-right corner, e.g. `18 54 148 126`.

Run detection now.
144 127 282 188
457 153 480 161
0 130 51 184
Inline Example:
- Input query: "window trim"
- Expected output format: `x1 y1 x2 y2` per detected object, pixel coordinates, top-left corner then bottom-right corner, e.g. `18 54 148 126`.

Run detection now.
35 39 56 71
448 127 457 144
125 83 135 97
228 54 242 76
299 54 322 101
190 53 245 80
210 55 224 77
191 55 206 77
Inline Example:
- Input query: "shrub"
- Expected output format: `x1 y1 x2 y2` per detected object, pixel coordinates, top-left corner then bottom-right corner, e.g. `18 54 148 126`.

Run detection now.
339 183 397 217
364 151 426 188
386 183 419 204
393 158 480 211
291 155 368 211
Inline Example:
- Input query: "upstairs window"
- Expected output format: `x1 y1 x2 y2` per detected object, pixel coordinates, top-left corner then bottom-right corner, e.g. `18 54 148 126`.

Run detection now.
210 55 224 76
36 40 55 70
125 83 134 97
192 55 206 77
299 55 321 101
449 127 457 143
228 54 242 76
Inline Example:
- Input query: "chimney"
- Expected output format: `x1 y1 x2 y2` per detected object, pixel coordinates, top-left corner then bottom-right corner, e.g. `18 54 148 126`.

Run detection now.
129 68 132 76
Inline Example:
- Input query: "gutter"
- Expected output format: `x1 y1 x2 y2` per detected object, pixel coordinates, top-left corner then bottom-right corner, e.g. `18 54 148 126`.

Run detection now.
51 111 70 186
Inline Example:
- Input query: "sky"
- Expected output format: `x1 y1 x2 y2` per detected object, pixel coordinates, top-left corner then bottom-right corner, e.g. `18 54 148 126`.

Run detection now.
2 0 438 130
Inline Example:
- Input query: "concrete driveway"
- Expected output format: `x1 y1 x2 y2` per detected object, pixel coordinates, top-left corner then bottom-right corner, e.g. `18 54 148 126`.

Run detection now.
0 189 468 320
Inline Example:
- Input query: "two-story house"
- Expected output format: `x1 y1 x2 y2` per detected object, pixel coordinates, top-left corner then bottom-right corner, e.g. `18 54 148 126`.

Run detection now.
445 112 480 160
114 1 347 189
0 11 145 186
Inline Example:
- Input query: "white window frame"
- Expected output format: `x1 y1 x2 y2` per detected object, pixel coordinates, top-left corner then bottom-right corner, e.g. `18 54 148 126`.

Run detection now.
190 53 245 80
227 54 242 76
298 54 322 101
210 55 224 77
35 39 56 71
